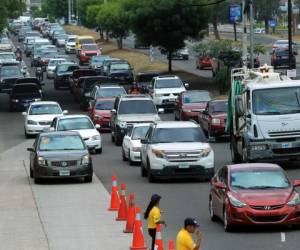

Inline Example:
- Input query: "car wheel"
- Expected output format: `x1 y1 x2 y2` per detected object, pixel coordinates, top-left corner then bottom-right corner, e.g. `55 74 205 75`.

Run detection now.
147 159 155 183
174 110 179 121
128 150 134 165
34 177 42 184
111 131 115 142
95 148 102 154
115 131 122 146
30 168 33 178
24 128 30 139
140 161 147 177
230 136 241 163
223 208 233 232
208 129 215 142
209 196 218 221
122 148 128 161
84 175 93 183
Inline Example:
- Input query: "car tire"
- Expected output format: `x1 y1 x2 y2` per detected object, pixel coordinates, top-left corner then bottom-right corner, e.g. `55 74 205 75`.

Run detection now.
140 161 147 177
147 159 155 183
115 131 122 146
209 196 218 222
223 208 233 232
95 148 102 154
111 132 115 142
34 177 42 184
84 175 93 183
128 150 134 166
30 168 33 178
122 148 128 161
208 129 215 142
24 128 30 139
174 110 179 121
230 136 241 163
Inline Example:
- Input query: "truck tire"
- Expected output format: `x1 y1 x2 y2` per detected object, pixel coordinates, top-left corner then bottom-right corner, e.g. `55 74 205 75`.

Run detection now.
230 136 241 163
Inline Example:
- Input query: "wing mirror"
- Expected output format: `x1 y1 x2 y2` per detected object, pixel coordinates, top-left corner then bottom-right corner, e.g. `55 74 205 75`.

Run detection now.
158 108 164 114
293 179 300 187
27 147 35 152
62 110 68 115
22 112 27 116
111 109 116 114
184 82 189 89
95 124 101 129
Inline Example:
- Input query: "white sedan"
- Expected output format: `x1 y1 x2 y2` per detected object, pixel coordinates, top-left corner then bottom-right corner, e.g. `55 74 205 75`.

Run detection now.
46 58 66 79
50 115 102 154
23 101 68 138
122 123 150 165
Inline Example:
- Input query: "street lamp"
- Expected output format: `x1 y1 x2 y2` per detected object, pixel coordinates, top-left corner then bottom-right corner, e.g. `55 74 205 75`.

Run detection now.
288 0 293 69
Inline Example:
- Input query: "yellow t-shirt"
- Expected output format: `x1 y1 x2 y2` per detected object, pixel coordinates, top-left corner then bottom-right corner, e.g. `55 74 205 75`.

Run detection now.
176 228 196 250
147 206 161 229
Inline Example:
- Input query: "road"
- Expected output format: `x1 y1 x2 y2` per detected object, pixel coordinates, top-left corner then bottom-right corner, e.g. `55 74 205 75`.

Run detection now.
0 34 300 250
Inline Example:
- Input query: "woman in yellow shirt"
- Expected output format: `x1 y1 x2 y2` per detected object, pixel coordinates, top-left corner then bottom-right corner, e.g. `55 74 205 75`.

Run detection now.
144 194 166 250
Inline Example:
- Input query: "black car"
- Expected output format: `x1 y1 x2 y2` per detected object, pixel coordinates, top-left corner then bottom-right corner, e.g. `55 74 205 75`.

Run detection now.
27 131 93 184
135 72 160 93
69 69 98 94
9 83 43 111
271 49 296 69
15 77 43 89
0 63 24 93
105 60 134 84
54 63 79 90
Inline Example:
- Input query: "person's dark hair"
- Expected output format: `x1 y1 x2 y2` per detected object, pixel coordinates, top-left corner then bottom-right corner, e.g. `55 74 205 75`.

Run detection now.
144 194 161 219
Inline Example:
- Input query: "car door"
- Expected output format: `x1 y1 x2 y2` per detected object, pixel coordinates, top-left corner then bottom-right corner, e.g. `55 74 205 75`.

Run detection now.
141 126 152 166
200 104 209 131
123 127 133 156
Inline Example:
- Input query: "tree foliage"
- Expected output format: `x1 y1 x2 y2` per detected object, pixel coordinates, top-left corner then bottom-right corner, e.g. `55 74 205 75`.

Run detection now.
77 0 103 26
41 0 68 20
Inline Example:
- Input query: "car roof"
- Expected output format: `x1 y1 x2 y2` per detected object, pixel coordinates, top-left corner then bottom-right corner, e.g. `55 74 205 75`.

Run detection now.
154 121 198 128
57 114 90 120
227 163 282 171
30 101 60 106
154 75 179 80
120 94 152 100
40 131 81 137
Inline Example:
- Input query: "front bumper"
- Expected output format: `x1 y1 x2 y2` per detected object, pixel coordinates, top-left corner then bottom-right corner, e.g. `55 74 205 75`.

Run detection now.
84 139 102 150
227 203 300 226
94 119 111 130
130 151 141 162
66 46 76 53
210 124 227 136
25 124 50 135
34 164 93 178
153 96 177 107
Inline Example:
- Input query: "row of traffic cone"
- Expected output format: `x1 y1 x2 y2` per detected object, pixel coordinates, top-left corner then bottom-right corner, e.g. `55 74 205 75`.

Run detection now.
108 175 175 250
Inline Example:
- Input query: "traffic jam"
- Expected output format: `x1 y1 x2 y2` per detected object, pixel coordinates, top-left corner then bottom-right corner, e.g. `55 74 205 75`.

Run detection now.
1 15 300 237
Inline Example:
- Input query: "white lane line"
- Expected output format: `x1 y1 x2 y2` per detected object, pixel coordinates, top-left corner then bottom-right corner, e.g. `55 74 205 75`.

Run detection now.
281 232 286 243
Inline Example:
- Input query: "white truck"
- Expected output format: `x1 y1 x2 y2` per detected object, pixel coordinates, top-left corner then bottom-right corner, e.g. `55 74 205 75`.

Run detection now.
228 65 300 163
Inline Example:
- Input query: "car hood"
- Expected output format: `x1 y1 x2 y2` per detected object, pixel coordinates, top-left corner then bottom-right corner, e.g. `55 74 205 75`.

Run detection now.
118 114 160 122
232 189 293 206
27 114 63 122
67 129 99 139
155 87 185 95
66 42 76 46
38 150 87 159
183 103 207 111
151 142 209 151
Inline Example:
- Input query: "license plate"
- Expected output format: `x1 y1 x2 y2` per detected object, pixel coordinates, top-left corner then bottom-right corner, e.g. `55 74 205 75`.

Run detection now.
282 143 292 149
282 56 288 59
178 163 189 169
168 99 176 102
59 170 70 176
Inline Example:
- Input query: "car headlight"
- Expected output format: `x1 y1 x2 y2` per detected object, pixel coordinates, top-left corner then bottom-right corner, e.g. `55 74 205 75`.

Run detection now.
287 192 300 206
118 121 127 128
11 99 19 103
211 118 221 125
182 109 192 113
38 156 47 166
152 149 164 158
91 135 101 141
27 120 38 125
227 193 246 208
200 147 211 157
34 98 41 102
132 147 140 152
81 155 90 165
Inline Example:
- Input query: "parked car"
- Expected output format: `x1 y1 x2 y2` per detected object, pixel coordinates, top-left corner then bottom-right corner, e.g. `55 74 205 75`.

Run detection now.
50 115 102 154
9 83 42 111
78 44 101 65
122 123 151 165
174 90 212 121
196 56 213 70
89 98 115 131
140 121 214 182
209 163 300 231
198 98 228 140
111 94 162 145
150 75 188 110
22 101 68 138
27 131 93 183
54 63 79 90
271 49 296 69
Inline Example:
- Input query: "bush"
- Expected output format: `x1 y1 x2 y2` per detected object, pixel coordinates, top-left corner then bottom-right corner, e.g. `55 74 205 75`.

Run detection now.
215 68 230 94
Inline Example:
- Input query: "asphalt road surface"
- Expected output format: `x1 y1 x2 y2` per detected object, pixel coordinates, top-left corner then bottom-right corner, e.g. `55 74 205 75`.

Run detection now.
0 35 300 250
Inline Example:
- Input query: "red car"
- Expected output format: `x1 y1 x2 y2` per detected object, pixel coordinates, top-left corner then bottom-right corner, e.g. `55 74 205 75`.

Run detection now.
196 56 213 70
198 98 228 139
209 163 300 232
174 90 212 121
78 44 101 65
88 98 115 131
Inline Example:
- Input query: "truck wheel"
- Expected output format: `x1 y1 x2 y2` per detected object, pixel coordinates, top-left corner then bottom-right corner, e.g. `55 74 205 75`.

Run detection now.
230 136 241 163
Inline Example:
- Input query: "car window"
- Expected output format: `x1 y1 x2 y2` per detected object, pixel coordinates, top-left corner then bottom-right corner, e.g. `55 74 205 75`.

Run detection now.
154 78 183 89
29 104 62 115
132 126 150 140
57 117 94 131
38 134 85 151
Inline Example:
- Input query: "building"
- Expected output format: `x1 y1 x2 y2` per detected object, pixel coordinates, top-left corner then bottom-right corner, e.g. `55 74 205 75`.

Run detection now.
25 0 42 9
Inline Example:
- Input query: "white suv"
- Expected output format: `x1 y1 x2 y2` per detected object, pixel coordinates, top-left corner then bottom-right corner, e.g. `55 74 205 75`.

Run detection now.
150 75 187 109
140 121 214 182
65 35 77 54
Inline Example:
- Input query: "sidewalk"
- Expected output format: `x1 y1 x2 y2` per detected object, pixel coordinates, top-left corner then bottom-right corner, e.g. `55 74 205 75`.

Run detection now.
0 141 132 250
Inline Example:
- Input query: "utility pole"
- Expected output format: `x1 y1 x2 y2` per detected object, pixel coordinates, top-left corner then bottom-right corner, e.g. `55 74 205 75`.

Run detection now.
68 0 71 24
249 0 254 68
242 0 248 67
288 0 293 69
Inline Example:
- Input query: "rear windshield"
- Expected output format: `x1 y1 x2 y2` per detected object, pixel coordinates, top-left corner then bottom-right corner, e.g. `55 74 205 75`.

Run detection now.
73 70 97 78
13 85 39 93
58 64 78 72
155 78 183 89
79 38 94 44
95 100 114 110
96 87 126 98
57 117 94 131
209 101 228 113
183 91 211 103
0 53 15 60
0 66 22 77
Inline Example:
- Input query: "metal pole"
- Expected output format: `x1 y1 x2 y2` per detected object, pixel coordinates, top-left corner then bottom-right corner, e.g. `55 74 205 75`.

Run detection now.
68 0 71 24
250 0 254 68
288 0 293 69
242 0 248 67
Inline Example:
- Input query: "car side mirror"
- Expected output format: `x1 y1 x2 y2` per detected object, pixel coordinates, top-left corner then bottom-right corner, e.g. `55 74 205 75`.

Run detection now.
111 109 116 114
184 83 189 88
158 108 164 114
27 147 35 152
49 127 55 131
22 112 27 116
293 179 300 187
95 124 101 129
62 110 68 115
141 139 148 144
215 182 226 190
84 93 91 98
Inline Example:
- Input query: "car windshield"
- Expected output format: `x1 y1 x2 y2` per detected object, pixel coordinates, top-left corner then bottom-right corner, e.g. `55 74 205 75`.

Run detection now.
1 66 22 77
275 50 289 56
13 85 39 94
183 91 211 103
0 53 15 60
110 63 130 71
29 104 61 115
253 87 300 115
132 126 150 140
39 134 85 151
82 44 98 50
41 51 58 58
68 38 76 42
96 87 126 98
231 170 290 190
58 64 76 72
95 100 114 110
92 56 108 63
210 101 228 113
152 127 206 143
155 78 183 89
118 100 157 114
49 60 65 66
58 34 68 39
57 117 94 131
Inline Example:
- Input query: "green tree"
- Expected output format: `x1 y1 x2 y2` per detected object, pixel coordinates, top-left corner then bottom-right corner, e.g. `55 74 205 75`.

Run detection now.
253 0 280 34
77 0 103 26
41 0 68 21
86 4 104 39
126 0 208 72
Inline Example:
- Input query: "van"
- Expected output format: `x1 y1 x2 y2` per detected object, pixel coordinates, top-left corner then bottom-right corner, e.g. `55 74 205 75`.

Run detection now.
75 36 96 53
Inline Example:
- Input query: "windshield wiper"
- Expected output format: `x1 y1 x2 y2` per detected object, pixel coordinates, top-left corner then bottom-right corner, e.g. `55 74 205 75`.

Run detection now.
247 186 285 190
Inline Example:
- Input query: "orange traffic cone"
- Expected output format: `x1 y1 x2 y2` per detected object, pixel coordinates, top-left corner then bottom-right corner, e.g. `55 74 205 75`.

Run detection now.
124 193 135 233
168 240 175 250
130 206 147 250
116 183 128 221
108 175 120 211
154 224 164 250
